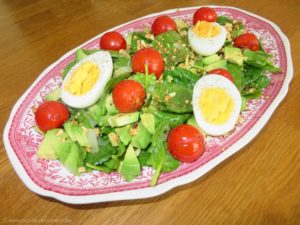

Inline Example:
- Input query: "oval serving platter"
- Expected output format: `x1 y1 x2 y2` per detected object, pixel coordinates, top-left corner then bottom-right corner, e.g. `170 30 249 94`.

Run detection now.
3 6 293 204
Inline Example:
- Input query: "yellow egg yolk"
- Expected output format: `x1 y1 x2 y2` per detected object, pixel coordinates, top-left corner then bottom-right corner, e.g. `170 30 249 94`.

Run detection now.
192 21 220 38
64 61 100 96
199 87 234 125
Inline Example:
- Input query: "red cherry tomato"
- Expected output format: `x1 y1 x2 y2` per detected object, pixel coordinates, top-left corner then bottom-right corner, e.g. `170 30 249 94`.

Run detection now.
234 33 259 51
167 124 205 163
132 48 164 79
151 15 177 36
112 80 146 113
99 31 126 51
193 7 217 24
208 68 234 83
35 101 70 133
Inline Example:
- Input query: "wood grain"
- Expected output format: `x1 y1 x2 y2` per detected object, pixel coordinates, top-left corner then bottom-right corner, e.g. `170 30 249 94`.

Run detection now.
0 0 299 224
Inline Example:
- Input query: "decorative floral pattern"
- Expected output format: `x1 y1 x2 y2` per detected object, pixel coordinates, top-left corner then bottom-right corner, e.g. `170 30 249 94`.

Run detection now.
6 7 287 196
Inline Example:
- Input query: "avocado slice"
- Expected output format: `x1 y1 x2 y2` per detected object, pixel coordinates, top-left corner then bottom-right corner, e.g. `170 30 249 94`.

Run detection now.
54 141 86 174
204 59 227 71
202 54 221 65
131 122 152 149
37 129 69 160
45 87 61 101
108 132 120 147
75 48 88 62
140 113 155 134
224 46 244 66
119 144 141 181
108 112 140 127
63 121 90 147
105 94 119 115
115 125 132 145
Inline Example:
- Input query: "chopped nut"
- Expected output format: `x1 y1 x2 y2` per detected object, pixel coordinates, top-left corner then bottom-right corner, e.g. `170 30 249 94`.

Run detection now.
164 95 172 102
55 129 64 136
129 127 138 136
85 147 92 152
238 116 244 124
169 92 176 97
94 128 100 136
78 166 86 173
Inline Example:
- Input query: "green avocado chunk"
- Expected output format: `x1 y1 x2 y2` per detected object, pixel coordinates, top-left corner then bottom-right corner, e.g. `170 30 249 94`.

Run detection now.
224 46 244 66
131 122 152 149
37 129 69 160
105 94 119 115
202 54 221 65
140 113 155 134
108 112 140 127
119 144 141 181
54 141 86 174
203 59 227 71
115 125 132 145
45 87 61 101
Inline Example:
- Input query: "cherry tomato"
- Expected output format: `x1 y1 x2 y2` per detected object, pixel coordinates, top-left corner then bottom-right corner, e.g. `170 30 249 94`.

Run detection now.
151 15 177 36
234 33 259 51
193 7 217 24
35 101 70 133
132 47 164 79
208 68 234 83
99 31 126 51
112 80 146 113
167 124 205 163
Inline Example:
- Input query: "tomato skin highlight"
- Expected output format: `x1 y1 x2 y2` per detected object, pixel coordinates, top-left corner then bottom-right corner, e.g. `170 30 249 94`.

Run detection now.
151 15 177 36
132 48 164 79
35 101 70 132
167 124 205 163
234 33 259 51
193 7 218 24
208 68 234 83
112 80 146 113
99 31 126 51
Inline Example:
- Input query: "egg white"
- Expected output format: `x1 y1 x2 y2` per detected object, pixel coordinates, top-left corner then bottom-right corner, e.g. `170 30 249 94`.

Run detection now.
188 22 227 56
192 75 242 136
61 51 113 108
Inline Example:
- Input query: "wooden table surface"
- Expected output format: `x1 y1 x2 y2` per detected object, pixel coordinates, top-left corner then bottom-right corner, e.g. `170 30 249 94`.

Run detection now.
0 0 299 224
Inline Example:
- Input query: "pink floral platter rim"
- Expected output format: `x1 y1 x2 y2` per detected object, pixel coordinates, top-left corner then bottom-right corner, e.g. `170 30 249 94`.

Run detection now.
3 6 293 204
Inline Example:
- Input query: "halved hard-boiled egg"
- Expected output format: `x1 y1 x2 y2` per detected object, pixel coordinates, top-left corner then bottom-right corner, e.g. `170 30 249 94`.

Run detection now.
192 75 242 136
61 51 113 108
188 21 226 56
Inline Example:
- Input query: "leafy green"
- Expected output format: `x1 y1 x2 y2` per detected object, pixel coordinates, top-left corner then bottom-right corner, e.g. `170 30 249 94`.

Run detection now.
152 82 193 113
217 16 233 25
163 67 200 89
231 22 244 39
84 136 117 166
112 55 132 77
129 73 157 93
153 30 190 68
226 63 244 91
243 49 269 67
244 64 264 85
138 150 151 167
161 146 180 172
130 31 153 53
